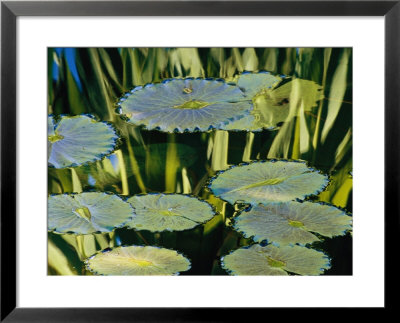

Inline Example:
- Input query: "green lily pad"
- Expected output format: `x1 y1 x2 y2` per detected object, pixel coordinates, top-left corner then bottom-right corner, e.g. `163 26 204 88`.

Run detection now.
117 78 253 132
48 192 135 234
48 115 118 168
126 193 216 232
221 244 330 275
234 201 352 245
236 71 282 98
226 78 324 131
208 160 329 205
85 245 191 275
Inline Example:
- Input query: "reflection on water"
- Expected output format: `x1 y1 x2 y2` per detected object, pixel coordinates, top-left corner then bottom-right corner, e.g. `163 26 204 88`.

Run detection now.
48 48 352 275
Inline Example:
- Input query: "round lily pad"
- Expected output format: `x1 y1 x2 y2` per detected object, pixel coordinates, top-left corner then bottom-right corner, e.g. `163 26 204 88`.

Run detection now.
85 245 191 275
221 244 330 275
126 193 216 232
234 201 352 245
48 115 118 169
116 78 253 132
48 192 135 234
208 160 329 205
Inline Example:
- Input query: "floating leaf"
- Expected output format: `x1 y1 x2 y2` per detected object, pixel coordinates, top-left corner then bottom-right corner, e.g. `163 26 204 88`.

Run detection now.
48 115 56 158
48 115 118 168
234 201 352 245
268 78 324 111
209 160 329 205
226 78 324 131
236 71 282 97
117 78 253 132
221 244 330 275
48 192 135 234
126 193 216 232
85 245 191 275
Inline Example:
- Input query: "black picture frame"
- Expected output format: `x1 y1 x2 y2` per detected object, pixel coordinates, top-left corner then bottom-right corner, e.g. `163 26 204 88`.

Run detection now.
1 1 397 321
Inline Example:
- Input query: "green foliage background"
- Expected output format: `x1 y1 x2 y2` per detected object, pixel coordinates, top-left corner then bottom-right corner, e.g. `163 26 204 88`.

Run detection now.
48 48 352 275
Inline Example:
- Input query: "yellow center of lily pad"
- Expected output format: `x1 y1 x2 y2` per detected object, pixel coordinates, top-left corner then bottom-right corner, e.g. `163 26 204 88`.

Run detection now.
266 256 286 268
130 258 153 267
173 100 209 110
159 209 180 216
232 177 287 192
183 87 193 94
73 207 92 221
288 219 304 228
48 133 64 143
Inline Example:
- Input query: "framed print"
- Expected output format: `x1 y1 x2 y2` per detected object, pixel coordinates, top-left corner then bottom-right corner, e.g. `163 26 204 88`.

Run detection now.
1 0 397 321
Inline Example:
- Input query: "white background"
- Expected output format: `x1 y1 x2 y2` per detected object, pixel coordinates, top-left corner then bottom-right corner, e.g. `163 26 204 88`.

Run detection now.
17 17 384 307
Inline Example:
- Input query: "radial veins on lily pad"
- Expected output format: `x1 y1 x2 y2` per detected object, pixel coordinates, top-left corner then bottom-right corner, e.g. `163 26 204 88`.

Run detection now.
48 192 135 234
221 244 330 276
85 245 191 275
117 78 253 132
126 193 216 232
209 160 329 205
234 201 352 245
48 115 118 168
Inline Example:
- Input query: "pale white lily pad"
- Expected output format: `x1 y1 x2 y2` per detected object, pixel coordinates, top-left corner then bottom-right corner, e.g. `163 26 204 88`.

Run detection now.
221 244 330 275
209 160 329 205
117 78 253 132
48 115 118 168
234 201 352 245
85 245 191 275
126 194 216 232
48 192 135 234
48 116 56 158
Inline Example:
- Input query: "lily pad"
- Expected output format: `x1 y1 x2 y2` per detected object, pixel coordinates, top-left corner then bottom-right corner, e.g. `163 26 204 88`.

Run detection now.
267 78 324 110
48 116 56 159
48 115 118 168
117 78 253 132
126 193 216 232
208 160 329 205
48 192 135 234
221 244 330 275
226 78 324 131
236 71 282 98
234 201 352 245
85 245 191 275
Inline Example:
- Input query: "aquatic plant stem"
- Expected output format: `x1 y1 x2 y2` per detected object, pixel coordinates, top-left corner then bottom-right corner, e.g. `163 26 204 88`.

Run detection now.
136 231 150 245
94 233 110 250
312 48 332 163
116 150 129 195
75 235 86 260
70 168 82 193
211 130 229 171
125 134 147 193
242 132 255 162
292 116 301 159
165 133 180 192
